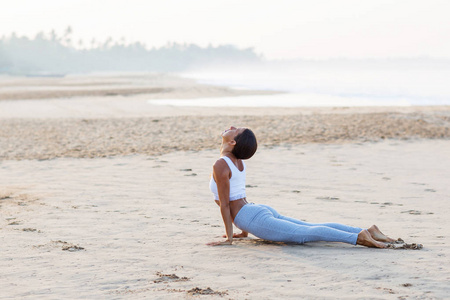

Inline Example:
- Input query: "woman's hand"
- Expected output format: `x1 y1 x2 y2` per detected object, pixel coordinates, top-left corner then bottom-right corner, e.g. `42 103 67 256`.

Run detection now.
222 231 248 239
206 239 233 246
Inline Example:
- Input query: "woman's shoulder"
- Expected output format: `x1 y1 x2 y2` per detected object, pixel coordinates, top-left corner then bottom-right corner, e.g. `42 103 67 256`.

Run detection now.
213 157 228 168
213 157 231 174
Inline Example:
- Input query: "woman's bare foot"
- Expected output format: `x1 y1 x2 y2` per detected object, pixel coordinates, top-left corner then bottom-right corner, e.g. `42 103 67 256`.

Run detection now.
367 225 396 243
357 230 387 248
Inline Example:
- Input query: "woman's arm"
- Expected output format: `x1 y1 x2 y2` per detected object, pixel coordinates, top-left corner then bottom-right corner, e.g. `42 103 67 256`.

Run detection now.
208 159 234 246
214 201 247 238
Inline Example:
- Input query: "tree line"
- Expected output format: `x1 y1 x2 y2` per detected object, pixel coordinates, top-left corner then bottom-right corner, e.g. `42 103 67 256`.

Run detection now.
0 27 261 75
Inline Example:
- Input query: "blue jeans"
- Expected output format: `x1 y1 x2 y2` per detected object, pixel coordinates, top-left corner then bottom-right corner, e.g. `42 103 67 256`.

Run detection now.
234 203 361 245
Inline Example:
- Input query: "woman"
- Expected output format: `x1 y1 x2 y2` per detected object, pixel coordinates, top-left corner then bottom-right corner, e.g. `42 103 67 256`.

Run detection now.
208 126 395 248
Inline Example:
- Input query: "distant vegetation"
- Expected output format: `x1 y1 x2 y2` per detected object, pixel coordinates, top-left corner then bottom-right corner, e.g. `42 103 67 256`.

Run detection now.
0 27 261 75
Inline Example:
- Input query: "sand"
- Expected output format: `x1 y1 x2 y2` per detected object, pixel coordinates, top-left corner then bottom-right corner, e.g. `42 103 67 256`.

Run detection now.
0 73 277 101
1 74 450 299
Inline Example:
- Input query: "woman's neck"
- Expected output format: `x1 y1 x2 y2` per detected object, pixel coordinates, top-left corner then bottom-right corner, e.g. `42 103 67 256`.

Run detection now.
220 150 234 158
220 146 235 160
220 143 231 156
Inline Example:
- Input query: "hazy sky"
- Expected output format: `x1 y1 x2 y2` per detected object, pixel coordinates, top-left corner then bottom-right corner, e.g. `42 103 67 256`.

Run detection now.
1 0 449 60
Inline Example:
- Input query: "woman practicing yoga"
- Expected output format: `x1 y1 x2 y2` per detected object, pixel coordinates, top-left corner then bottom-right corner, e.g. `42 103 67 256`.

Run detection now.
208 126 395 248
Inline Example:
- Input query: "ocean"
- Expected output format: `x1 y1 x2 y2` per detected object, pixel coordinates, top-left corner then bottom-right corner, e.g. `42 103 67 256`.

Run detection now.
150 59 450 107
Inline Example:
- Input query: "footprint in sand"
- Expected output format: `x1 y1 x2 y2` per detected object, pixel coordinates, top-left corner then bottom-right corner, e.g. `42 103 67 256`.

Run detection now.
8 221 21 225
187 287 227 296
385 238 423 250
316 196 340 201
1 191 40 209
402 210 422 215
402 283 413 287
153 272 190 284
56 240 85 252
180 168 197 176
401 210 434 215
386 243 423 250
62 245 85 252
0 191 14 201
34 240 85 252
22 228 42 233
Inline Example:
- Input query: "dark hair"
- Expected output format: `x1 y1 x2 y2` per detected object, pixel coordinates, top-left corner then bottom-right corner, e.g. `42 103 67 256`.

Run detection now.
232 128 257 160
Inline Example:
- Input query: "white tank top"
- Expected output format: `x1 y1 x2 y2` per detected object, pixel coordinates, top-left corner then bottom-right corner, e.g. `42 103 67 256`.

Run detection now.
209 156 246 201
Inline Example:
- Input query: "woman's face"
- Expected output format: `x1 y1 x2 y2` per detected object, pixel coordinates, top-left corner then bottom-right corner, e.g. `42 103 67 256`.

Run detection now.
221 126 245 141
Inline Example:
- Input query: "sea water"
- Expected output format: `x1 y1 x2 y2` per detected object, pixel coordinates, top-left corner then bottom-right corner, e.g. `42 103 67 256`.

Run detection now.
149 59 450 107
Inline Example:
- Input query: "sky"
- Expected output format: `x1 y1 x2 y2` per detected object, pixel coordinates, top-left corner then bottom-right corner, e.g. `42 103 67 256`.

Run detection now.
1 0 449 60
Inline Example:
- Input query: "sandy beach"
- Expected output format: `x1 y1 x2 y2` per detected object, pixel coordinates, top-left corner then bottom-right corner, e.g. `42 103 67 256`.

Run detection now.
1 74 450 299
